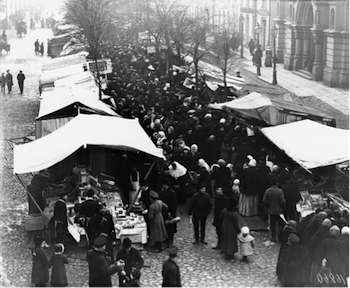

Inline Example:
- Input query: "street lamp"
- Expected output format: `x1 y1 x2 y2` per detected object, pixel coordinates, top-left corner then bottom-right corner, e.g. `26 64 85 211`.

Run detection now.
239 14 245 58
271 24 278 85
254 23 262 76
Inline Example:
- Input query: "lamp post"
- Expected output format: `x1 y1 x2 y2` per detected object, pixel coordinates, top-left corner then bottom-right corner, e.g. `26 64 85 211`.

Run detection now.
254 23 262 76
240 14 245 58
271 24 278 85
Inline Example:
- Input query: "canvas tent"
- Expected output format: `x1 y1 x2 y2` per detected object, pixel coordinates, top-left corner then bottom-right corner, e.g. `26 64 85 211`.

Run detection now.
14 114 165 174
37 85 118 120
260 120 349 170
42 52 88 71
208 92 335 126
53 71 98 93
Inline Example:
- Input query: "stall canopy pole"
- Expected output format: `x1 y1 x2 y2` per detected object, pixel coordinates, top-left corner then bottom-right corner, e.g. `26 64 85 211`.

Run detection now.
127 159 157 214
14 173 44 214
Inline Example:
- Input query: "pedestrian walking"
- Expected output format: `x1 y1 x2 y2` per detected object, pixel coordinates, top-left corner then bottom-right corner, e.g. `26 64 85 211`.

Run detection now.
248 39 255 55
16 70 25 94
40 42 44 56
212 187 228 250
5 70 13 94
262 176 286 243
115 237 144 287
162 246 181 287
86 236 123 287
48 243 69 287
31 235 49 287
0 72 6 94
189 183 212 245
148 190 168 252
237 226 255 262
34 39 39 55
220 198 240 260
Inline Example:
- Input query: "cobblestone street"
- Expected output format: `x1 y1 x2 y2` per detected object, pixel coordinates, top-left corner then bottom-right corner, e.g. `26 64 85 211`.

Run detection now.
0 26 284 287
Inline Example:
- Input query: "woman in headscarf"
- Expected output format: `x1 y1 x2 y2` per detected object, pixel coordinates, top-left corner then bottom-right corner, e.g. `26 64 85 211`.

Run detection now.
238 158 259 217
276 220 298 281
31 235 49 287
279 233 311 287
188 144 202 171
308 218 332 284
197 159 212 198
220 198 240 260
166 161 189 204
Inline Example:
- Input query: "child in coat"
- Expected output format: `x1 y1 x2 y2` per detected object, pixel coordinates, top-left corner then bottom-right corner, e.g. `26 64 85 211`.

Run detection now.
48 243 69 287
237 226 254 262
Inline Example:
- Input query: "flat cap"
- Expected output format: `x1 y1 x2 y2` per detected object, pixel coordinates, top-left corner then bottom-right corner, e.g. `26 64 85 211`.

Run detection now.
94 236 107 247
149 190 159 199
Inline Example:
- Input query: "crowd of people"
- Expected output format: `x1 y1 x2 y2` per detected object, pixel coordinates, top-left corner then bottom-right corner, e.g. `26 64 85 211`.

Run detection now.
27 16 349 287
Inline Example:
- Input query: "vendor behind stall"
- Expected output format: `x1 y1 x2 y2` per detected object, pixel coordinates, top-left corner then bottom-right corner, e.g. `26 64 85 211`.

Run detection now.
62 167 80 201
27 170 51 214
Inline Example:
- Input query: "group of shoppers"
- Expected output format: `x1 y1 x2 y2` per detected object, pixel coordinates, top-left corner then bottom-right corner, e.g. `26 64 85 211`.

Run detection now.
0 69 25 94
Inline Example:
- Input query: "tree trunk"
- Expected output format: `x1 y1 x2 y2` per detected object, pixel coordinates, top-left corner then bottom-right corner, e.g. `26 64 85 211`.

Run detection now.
195 60 199 98
94 55 102 100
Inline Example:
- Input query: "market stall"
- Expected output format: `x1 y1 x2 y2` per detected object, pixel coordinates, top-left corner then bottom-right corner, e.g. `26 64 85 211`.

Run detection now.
208 92 336 126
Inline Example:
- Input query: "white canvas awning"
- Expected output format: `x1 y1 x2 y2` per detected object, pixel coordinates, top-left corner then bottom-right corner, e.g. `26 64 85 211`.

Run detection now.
14 114 165 174
37 85 118 120
40 64 86 86
260 120 349 170
42 52 88 71
54 71 98 93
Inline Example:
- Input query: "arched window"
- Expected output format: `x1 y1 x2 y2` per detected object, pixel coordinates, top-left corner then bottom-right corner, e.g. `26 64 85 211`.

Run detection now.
289 4 293 20
330 8 335 28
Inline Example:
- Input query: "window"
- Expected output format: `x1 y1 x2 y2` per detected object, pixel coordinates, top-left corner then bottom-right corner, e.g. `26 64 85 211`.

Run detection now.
289 4 293 20
330 8 335 28
277 2 280 17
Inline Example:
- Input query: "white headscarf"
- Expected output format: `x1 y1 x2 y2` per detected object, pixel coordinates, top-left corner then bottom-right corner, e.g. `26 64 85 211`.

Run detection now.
198 158 211 173
168 161 187 179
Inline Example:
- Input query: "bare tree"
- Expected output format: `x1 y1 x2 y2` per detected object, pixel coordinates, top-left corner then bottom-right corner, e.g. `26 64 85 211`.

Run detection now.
182 9 213 98
63 0 116 99
211 23 240 100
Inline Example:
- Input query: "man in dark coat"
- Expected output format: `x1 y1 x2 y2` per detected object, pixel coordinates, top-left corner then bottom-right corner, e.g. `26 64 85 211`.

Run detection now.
87 204 116 264
160 178 178 248
5 69 13 94
212 187 227 249
256 156 270 214
189 183 212 244
162 246 181 287
281 172 302 221
279 233 311 287
80 190 100 218
49 193 68 244
263 177 286 242
116 238 144 287
16 70 25 94
86 236 123 287
211 159 232 197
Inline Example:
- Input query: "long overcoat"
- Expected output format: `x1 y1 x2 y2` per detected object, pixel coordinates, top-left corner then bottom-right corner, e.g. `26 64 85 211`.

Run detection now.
148 199 168 242
48 254 69 286
31 246 49 286
220 208 240 256
162 258 181 287
279 244 310 287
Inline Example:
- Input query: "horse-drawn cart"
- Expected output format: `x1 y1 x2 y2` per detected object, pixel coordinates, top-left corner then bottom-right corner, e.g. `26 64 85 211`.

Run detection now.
0 39 10 55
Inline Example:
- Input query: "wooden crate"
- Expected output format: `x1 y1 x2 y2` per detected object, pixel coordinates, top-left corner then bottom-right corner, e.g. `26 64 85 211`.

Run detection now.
25 214 45 231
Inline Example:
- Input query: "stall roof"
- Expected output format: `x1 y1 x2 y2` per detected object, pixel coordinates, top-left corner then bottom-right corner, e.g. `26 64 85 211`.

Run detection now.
54 71 97 92
260 120 349 170
42 52 88 71
208 92 335 125
37 85 118 120
14 114 165 174
40 64 86 86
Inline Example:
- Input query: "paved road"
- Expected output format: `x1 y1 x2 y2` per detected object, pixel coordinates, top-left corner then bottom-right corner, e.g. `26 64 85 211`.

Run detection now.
0 26 283 287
